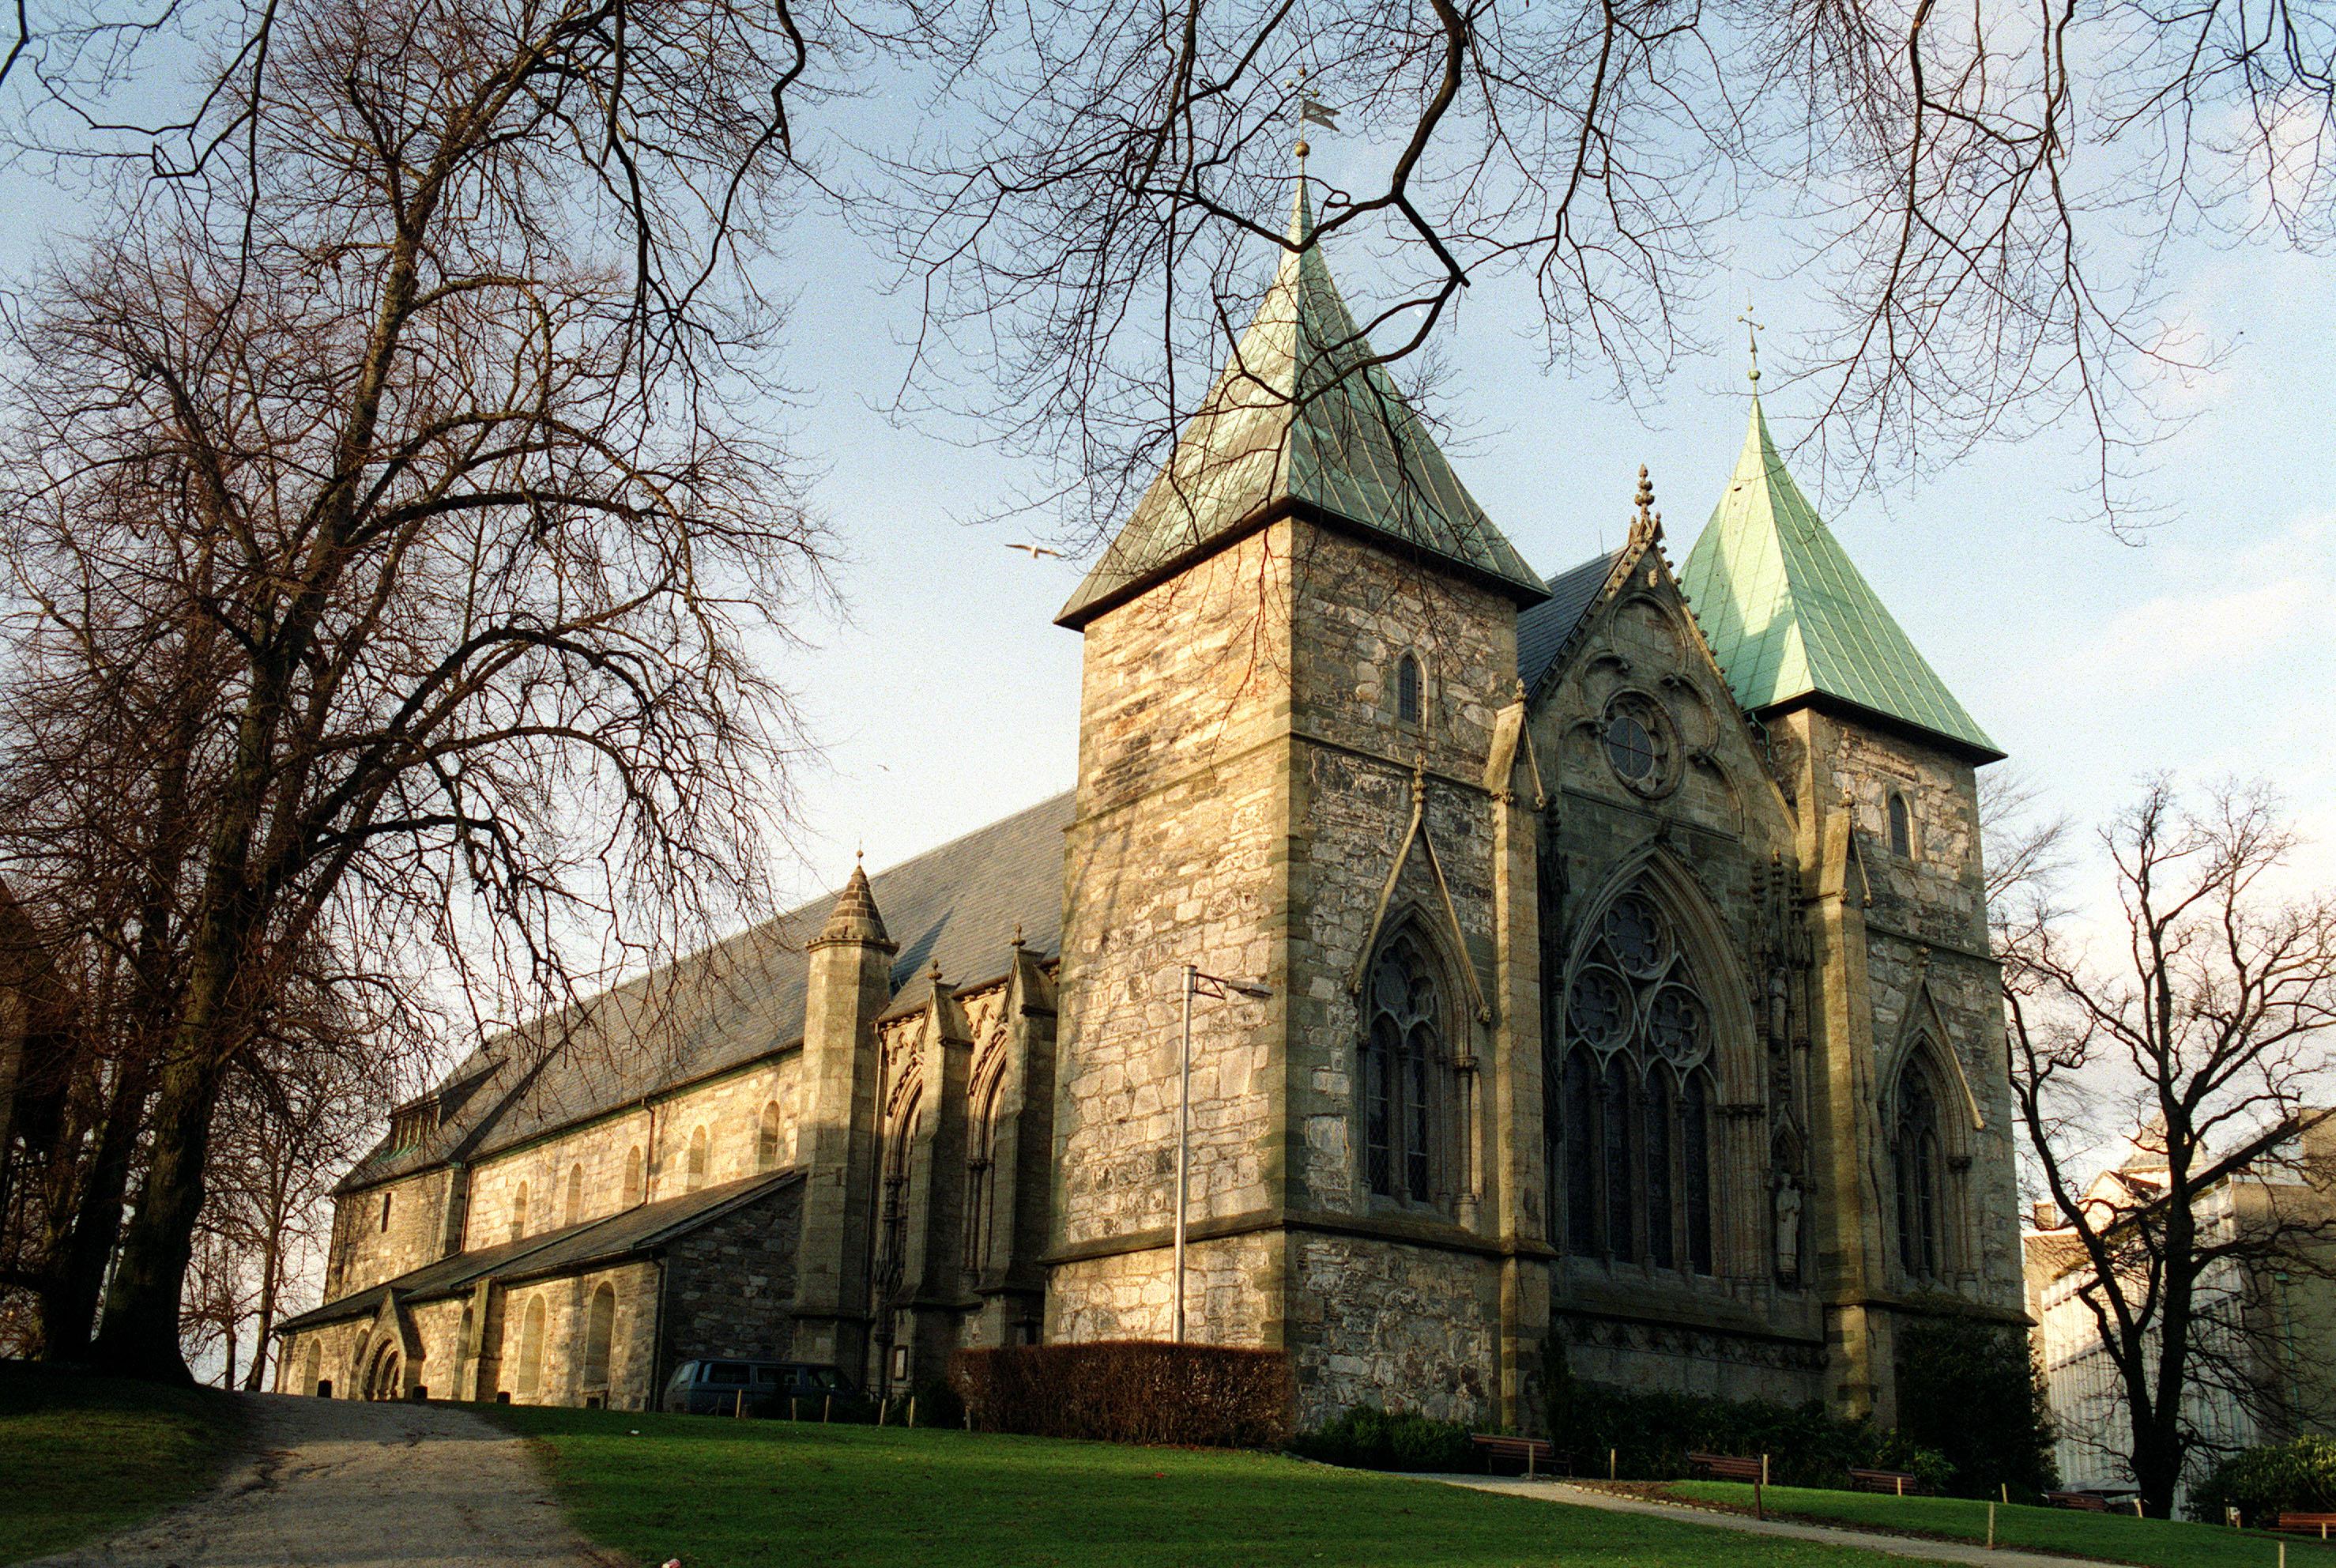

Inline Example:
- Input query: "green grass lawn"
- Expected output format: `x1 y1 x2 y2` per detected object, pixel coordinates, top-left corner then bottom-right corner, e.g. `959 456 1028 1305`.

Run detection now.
491 1403 1957 1568
1662 1481 2336 1568
0 1362 243 1564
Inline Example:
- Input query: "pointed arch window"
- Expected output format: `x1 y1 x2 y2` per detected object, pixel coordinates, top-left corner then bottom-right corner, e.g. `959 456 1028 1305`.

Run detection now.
516 1296 547 1398
1548 880 1720 1275
1394 653 1423 726
510 1182 529 1242
1888 793 1913 859
1358 929 1445 1204
564 1163 584 1227
686 1125 710 1192
965 1075 1002 1273
756 1102 783 1172
1893 1055 1946 1282
622 1145 645 1206
582 1284 616 1389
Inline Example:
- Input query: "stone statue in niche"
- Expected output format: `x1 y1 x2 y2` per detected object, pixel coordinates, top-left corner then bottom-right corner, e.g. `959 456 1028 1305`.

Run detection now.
1773 1174 1803 1283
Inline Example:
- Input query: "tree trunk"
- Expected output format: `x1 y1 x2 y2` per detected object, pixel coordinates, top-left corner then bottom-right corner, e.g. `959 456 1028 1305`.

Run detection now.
243 1222 281 1392
89 1046 227 1381
43 1051 154 1362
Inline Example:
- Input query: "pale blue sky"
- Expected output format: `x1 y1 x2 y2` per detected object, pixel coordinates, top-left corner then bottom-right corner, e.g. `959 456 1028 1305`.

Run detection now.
771 156 2336 923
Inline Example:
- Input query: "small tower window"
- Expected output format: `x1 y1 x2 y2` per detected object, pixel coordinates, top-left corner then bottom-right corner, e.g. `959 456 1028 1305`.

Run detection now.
1395 653 1422 726
1887 793 1913 858
379 1193 392 1233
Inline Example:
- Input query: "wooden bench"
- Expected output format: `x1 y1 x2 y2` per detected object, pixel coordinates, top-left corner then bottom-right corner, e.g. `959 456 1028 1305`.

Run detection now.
1688 1453 1765 1483
1848 1468 1929 1497
2042 1491 2109 1512
2277 1513 2336 1540
1469 1434 1562 1478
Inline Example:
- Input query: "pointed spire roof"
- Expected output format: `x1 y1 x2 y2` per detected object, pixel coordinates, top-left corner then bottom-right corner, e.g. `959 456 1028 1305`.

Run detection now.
1057 179 1547 628
815 858 893 948
1679 390 2003 763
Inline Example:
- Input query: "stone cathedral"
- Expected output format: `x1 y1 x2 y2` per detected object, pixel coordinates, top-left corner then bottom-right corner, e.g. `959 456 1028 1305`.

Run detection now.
277 183 2028 1432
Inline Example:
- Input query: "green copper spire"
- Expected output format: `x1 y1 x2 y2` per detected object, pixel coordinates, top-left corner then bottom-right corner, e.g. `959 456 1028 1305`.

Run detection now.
1057 176 1547 628
1679 387 2003 762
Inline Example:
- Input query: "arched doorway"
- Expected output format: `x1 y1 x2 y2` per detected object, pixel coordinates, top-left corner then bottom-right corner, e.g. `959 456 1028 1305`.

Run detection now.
364 1340 404 1400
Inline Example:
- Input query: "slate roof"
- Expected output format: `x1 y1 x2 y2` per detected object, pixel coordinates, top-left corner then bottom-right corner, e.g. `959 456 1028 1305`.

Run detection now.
277 1170 803 1334
1057 183 1547 628
1678 394 2003 762
343 790 1076 1189
1518 548 1625 693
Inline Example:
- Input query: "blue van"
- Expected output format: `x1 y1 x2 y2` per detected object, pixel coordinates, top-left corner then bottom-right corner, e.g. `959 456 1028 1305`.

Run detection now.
661 1358 854 1415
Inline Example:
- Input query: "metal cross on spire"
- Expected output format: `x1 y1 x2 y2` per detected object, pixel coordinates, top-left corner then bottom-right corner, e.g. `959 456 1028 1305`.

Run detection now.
1739 297 1764 386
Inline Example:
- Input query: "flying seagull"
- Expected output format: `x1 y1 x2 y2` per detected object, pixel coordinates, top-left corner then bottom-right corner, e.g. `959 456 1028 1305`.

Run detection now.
1004 542 1066 560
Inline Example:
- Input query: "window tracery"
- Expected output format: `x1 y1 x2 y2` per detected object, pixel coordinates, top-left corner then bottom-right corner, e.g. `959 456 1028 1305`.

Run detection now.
1358 929 1445 1204
1550 883 1719 1273
1893 1054 1946 1282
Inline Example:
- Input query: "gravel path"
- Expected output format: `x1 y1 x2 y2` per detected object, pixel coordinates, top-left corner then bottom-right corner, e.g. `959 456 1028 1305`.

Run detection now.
1415 1475 2122 1568
28 1393 605 1568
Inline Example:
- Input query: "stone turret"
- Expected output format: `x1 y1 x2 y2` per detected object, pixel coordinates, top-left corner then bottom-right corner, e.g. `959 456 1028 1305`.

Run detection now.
793 860 896 1376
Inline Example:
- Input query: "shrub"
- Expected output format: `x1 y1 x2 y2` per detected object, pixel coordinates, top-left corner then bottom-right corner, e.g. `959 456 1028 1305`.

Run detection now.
1288 1405 1475 1472
2188 1437 2336 1526
1893 1312 2059 1498
948 1341 1293 1448
1539 1336 1951 1491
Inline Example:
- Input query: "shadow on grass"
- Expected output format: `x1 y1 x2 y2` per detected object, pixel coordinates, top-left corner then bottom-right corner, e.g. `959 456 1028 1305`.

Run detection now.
488 1402 1948 1568
0 1361 243 1565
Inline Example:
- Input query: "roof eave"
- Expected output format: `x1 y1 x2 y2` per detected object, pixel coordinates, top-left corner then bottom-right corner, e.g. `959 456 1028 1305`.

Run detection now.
1756 691 2006 767
1057 494 1549 632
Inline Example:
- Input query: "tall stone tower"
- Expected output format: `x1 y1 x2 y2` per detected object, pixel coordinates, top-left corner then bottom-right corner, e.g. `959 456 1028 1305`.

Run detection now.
1679 379 2024 1422
1046 172 1554 1425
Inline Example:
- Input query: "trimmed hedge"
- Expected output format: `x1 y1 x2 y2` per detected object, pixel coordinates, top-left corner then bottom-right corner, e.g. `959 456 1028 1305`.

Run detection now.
1540 1340 1950 1492
948 1342 1294 1448
2188 1436 2336 1526
1288 1405 1475 1472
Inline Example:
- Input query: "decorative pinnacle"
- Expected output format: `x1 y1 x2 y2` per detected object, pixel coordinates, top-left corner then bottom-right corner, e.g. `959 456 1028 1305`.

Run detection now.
1630 465 1663 545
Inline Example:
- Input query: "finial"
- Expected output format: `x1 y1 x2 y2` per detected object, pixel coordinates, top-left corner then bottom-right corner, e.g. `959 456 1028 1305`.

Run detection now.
1739 297 1764 386
929 959 944 984
1012 922 1026 948
1290 66 1337 164
1513 677 1528 705
1630 466 1662 545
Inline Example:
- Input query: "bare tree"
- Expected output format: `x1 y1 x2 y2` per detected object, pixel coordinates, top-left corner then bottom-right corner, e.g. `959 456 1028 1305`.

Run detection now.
1995 778 2336 1516
0 0 830 1380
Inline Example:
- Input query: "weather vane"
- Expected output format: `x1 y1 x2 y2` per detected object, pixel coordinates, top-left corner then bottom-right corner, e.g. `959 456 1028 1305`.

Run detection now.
1289 66 1339 161
1739 297 1764 385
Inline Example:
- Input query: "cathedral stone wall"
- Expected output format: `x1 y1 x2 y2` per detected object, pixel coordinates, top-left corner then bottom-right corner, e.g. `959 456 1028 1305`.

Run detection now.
1290 1234 1500 1426
464 1054 801 1250
328 1166 461 1300
494 1260 661 1408
1051 522 1292 1340
661 1178 806 1377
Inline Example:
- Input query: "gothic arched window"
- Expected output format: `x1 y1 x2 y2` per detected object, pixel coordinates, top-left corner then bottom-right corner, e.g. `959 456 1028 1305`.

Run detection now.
1888 793 1913 859
510 1182 529 1242
965 1076 1001 1272
1549 882 1720 1275
1358 930 1444 1204
1894 1058 1946 1281
582 1284 616 1389
517 1295 547 1398
1395 653 1423 726
564 1163 584 1227
686 1125 710 1191
756 1101 783 1172
622 1145 644 1206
